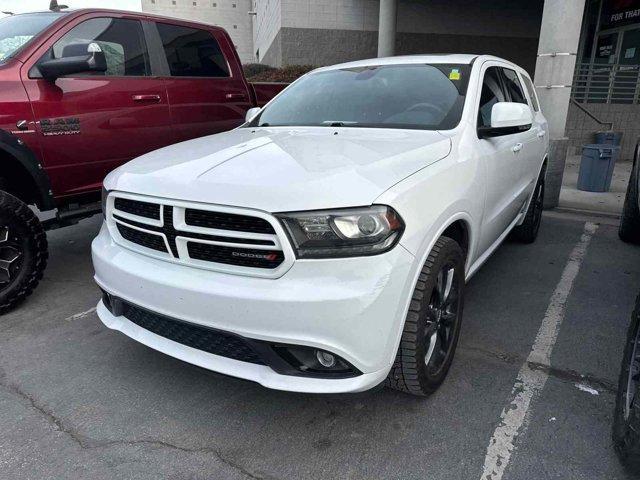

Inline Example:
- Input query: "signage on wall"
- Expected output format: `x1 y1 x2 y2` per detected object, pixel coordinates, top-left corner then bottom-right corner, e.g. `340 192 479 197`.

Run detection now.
602 0 640 28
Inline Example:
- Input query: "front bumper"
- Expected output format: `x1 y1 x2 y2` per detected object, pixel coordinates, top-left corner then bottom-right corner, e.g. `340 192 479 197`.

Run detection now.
92 222 416 393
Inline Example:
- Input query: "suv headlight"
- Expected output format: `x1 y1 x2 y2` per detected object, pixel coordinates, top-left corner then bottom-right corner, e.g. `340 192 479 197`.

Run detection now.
277 205 404 258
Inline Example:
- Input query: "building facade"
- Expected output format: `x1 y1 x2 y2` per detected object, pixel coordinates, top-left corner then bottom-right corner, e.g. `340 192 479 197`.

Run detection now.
141 0 254 62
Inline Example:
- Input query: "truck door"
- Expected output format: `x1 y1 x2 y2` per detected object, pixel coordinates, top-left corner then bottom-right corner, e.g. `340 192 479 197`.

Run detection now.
21 15 173 199
152 22 253 143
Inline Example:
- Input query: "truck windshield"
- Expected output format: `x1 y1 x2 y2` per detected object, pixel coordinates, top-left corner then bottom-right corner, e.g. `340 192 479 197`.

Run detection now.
250 63 471 131
0 13 63 63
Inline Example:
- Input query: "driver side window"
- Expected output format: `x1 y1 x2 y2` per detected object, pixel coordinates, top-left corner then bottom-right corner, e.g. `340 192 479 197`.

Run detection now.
51 17 150 77
477 67 507 128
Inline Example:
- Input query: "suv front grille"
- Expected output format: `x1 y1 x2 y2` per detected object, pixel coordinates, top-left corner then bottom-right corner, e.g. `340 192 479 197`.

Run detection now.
185 209 275 234
120 301 265 365
187 242 284 268
114 198 160 220
109 195 288 275
117 223 167 253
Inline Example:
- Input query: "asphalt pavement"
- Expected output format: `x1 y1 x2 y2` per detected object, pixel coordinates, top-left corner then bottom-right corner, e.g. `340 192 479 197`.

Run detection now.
1 211 639 480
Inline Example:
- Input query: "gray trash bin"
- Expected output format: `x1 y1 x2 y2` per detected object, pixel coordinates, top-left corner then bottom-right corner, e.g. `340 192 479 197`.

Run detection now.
577 144 620 192
595 131 623 146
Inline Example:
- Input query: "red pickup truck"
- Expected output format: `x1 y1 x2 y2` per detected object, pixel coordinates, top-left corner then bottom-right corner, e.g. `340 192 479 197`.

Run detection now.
0 9 287 313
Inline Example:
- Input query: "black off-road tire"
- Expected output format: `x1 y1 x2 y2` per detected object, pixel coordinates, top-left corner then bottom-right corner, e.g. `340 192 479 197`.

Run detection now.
619 145 640 244
511 165 545 244
0 190 48 314
386 236 465 396
613 293 640 472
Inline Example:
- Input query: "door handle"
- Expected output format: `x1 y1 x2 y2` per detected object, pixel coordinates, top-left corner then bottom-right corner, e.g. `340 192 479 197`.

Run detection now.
537 130 546 138
225 93 247 101
132 94 161 103
512 143 524 153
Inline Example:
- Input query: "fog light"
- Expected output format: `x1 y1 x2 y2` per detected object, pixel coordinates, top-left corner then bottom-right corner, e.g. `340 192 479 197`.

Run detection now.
316 350 336 368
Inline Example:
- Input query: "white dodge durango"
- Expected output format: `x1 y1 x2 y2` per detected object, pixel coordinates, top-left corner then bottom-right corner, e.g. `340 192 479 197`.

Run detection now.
93 54 548 396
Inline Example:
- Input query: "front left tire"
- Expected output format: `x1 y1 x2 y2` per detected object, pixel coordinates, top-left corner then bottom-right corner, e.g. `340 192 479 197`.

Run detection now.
386 236 465 396
0 189 48 314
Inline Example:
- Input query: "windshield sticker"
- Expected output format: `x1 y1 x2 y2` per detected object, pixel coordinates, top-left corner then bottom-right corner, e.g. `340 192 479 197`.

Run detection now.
449 69 461 81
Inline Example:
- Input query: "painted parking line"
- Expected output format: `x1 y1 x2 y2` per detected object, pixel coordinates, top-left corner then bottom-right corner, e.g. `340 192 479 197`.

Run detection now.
65 306 97 321
480 222 599 480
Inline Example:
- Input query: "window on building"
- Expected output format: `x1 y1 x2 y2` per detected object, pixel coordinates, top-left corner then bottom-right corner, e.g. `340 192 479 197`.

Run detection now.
51 17 150 77
193 1 197 5
156 22 230 78
233 25 237 29
477 66 507 128
232 3 237 7
501 68 527 105
520 74 540 112
213 2 217 6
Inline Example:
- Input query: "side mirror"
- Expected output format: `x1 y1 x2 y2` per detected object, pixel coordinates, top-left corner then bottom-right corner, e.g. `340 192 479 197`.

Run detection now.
478 102 533 138
39 42 107 81
245 107 261 123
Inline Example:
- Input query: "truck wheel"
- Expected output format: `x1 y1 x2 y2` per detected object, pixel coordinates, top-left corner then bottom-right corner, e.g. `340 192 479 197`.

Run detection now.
386 236 465 396
512 166 545 244
619 145 640 244
0 190 48 314
613 293 640 472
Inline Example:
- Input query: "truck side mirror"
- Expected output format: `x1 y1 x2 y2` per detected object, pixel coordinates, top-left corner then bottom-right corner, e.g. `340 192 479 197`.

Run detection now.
39 42 107 81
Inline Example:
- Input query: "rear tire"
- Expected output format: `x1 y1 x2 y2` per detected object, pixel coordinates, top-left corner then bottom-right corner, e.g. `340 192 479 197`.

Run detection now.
0 190 48 314
619 144 640 244
613 293 640 472
512 165 545 244
386 236 465 396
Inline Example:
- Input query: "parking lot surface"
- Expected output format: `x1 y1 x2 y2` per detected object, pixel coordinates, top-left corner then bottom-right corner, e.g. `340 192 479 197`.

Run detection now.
1 212 639 480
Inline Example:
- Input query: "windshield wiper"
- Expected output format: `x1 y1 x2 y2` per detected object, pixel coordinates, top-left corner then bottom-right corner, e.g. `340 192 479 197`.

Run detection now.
322 121 359 127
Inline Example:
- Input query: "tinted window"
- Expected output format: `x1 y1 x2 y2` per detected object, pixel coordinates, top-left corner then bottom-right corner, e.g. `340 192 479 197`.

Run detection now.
0 13 62 62
520 74 540 112
156 23 229 78
252 64 471 131
478 67 507 128
52 18 150 76
502 68 527 104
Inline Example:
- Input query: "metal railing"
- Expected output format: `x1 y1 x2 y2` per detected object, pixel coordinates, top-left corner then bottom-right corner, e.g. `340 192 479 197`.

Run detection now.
571 62 640 104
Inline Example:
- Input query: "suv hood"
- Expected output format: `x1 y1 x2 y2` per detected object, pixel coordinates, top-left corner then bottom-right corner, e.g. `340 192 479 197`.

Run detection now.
105 127 451 212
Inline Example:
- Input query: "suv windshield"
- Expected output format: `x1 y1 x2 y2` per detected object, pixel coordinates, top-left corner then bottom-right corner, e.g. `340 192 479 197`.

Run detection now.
251 63 471 131
0 13 63 63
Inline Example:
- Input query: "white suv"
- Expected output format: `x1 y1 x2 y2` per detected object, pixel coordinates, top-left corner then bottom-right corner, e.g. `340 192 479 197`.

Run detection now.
93 55 548 396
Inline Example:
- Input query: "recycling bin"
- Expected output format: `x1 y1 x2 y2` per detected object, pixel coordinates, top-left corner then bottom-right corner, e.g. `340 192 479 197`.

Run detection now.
577 144 620 192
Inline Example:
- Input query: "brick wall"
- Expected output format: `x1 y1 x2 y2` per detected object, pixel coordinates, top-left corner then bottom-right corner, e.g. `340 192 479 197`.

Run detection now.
565 103 640 160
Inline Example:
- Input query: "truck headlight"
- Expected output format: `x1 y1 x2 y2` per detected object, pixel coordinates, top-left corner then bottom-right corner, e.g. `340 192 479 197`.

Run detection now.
276 205 404 258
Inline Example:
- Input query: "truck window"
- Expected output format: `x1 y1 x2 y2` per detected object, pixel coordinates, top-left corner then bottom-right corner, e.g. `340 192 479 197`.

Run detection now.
477 66 508 128
52 18 150 77
0 13 62 62
501 68 527 105
156 23 230 78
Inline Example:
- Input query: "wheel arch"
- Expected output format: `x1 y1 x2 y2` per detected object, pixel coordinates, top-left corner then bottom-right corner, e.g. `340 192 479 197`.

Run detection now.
0 130 55 211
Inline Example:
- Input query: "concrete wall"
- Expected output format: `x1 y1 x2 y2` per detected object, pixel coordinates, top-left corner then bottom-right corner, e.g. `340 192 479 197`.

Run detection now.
253 0 282 63
254 0 543 71
566 103 640 160
142 0 254 62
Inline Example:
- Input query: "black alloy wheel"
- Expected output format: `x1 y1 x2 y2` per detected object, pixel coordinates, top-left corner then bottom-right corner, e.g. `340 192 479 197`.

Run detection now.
386 236 465 396
424 263 461 376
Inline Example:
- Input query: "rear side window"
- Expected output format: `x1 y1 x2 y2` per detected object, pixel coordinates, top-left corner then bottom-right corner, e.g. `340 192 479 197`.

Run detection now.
478 66 507 128
501 68 527 105
52 18 150 76
156 23 230 78
520 74 540 112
